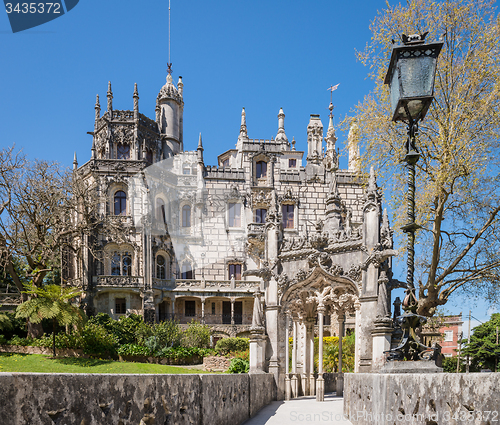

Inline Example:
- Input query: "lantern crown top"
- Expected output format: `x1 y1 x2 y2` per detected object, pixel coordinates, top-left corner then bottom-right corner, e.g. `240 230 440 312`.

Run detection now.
400 32 428 45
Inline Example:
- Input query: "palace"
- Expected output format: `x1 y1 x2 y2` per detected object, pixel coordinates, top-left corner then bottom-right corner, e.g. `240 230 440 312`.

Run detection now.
69 70 398 396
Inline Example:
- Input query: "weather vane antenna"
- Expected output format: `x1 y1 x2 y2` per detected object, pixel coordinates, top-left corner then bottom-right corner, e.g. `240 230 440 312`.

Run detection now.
167 0 172 75
327 84 340 115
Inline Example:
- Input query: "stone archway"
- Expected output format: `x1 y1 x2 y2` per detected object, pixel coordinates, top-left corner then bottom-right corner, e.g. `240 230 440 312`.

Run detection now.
280 266 360 401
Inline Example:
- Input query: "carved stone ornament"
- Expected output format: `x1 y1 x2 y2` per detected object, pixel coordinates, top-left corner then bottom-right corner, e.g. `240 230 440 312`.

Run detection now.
278 187 298 205
111 125 134 144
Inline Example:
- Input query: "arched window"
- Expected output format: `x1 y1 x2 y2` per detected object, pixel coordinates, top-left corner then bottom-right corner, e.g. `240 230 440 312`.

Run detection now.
181 263 193 279
114 191 127 216
117 143 130 160
182 205 191 227
256 161 267 178
157 255 166 279
156 198 166 224
110 251 132 276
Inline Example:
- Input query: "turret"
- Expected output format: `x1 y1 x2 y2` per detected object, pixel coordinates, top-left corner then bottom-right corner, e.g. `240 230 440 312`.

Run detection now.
157 73 184 155
306 114 323 163
133 83 139 120
276 108 289 148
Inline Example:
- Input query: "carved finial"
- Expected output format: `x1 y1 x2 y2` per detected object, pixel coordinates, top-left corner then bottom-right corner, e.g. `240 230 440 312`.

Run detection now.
240 107 248 138
276 107 288 145
292 137 296 151
177 76 183 97
368 166 377 191
381 208 393 249
348 123 360 172
324 108 338 171
107 81 113 112
197 133 204 164
133 83 139 118
73 152 78 170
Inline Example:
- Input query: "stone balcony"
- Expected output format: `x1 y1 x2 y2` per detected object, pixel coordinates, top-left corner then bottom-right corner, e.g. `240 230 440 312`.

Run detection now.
93 276 143 288
247 223 265 238
173 279 259 291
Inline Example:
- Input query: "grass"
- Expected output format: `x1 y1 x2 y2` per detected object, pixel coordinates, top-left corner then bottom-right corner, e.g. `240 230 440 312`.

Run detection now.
0 353 211 374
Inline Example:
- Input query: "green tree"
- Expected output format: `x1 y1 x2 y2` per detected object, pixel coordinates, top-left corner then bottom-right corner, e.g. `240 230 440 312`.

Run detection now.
0 309 12 331
16 284 84 357
461 313 500 371
350 0 500 316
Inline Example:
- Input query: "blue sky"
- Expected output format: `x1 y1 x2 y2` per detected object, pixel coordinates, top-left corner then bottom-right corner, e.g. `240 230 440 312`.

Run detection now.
1 0 497 332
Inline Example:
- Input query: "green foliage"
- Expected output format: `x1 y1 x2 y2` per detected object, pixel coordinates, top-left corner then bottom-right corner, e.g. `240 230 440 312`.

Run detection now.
115 314 144 345
0 335 6 345
462 313 500 372
7 335 32 346
144 336 161 355
117 343 151 357
153 320 182 348
80 322 118 357
231 350 249 362
441 356 466 373
215 337 250 355
181 321 211 348
31 333 81 350
227 358 249 374
0 312 26 340
0 311 12 331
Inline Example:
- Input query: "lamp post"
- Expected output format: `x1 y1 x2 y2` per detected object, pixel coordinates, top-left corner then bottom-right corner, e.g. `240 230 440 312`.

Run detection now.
384 33 443 362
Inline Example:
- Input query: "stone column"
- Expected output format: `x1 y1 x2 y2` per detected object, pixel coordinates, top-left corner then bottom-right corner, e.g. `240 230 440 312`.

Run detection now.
201 298 206 324
305 318 315 396
316 304 325 401
231 298 235 325
249 289 266 374
337 315 345 397
285 315 291 400
291 318 299 398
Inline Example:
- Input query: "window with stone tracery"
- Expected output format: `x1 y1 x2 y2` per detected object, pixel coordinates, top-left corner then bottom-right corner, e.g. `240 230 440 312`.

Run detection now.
114 191 127 216
256 161 267 178
111 251 132 276
255 208 267 224
117 143 130 159
157 255 166 279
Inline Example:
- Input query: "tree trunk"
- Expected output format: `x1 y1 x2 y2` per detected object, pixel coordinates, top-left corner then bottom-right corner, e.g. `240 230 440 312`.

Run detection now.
27 321 44 339
52 318 56 358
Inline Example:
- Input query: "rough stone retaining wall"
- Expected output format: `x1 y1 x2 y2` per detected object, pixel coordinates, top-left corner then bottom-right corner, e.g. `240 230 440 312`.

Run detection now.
345 373 500 425
203 355 232 371
0 372 276 425
0 344 84 357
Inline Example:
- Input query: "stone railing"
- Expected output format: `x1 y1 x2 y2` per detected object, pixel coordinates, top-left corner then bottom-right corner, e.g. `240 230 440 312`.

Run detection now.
108 215 134 226
93 276 143 288
204 166 245 180
247 222 265 238
279 170 302 182
174 279 259 290
152 277 175 288
111 110 134 121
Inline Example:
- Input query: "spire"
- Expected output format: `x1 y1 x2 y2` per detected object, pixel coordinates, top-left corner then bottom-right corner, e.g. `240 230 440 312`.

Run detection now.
133 83 139 119
323 172 343 234
73 152 78 170
239 108 248 138
348 123 361 172
107 81 113 113
177 76 183 97
276 107 288 146
291 137 296 151
324 102 338 171
364 166 382 210
94 94 100 126
197 133 204 164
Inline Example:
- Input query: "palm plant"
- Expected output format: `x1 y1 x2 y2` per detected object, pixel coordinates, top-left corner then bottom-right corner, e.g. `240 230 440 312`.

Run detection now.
16 284 84 357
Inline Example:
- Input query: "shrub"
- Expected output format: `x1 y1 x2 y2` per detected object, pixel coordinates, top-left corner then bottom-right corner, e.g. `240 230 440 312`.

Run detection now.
230 350 249 362
215 337 249 355
153 320 182 348
144 336 161 355
115 314 144 345
32 333 81 349
1 312 27 340
7 335 32 346
80 322 118 356
0 335 6 345
181 321 211 348
117 343 151 357
228 358 249 374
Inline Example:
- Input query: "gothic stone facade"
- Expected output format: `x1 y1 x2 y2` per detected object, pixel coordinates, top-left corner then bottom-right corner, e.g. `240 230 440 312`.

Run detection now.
69 73 397 392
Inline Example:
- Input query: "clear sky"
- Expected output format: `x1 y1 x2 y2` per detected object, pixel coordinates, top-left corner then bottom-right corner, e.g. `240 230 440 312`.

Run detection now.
1 0 497 332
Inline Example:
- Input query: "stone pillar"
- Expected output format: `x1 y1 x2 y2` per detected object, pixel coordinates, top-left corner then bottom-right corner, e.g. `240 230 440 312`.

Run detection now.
305 318 315 396
201 298 206 324
337 315 345 396
285 315 291 400
291 318 299 398
316 304 325 402
231 298 235 325
371 317 393 370
249 328 267 374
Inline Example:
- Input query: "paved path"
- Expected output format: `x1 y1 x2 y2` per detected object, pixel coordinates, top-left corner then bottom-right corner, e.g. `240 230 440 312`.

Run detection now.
242 394 353 425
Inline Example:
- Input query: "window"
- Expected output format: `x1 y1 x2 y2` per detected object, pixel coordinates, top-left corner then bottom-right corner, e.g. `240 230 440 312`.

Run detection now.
256 161 267 178
255 208 267 224
183 168 191 175
182 205 191 227
229 264 242 280
222 158 229 167
146 149 153 164
115 298 126 314
156 198 166 224
444 330 454 342
157 255 166 279
228 203 241 227
181 264 193 279
117 143 130 160
185 300 196 317
289 158 297 168
282 204 294 229
114 191 127 216
111 251 132 276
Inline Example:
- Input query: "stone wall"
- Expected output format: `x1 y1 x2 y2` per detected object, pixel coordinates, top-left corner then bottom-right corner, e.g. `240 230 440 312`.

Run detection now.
203 356 232 372
0 372 276 425
345 373 500 425
0 345 84 357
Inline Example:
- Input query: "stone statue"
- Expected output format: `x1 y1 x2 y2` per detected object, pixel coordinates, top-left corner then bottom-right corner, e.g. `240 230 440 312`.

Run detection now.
251 289 264 330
